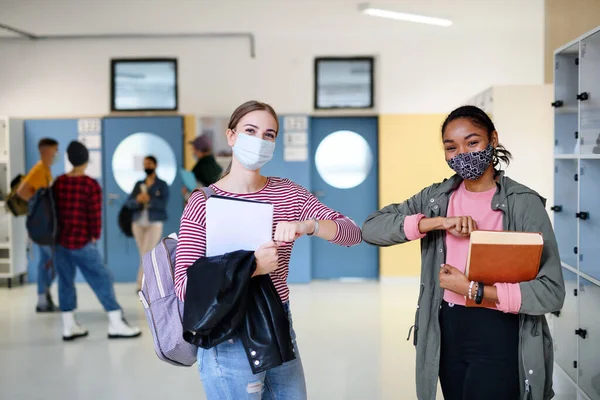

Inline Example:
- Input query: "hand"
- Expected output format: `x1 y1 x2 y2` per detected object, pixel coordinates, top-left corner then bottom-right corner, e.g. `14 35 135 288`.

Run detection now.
439 264 470 296
253 241 279 277
181 187 189 197
273 221 315 243
442 216 477 237
136 193 150 204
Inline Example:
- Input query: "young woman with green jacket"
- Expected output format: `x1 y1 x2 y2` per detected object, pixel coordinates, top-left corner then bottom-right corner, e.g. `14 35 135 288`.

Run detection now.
363 105 565 400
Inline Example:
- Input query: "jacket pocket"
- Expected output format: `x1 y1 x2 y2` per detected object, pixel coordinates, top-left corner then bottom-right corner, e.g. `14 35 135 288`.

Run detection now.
408 283 425 347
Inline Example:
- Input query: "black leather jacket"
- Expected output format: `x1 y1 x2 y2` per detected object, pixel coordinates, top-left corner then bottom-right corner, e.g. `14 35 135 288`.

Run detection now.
182 250 295 374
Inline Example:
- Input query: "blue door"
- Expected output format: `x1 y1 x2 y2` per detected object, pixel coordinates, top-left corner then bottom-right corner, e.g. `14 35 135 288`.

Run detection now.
102 117 184 282
310 117 379 279
24 119 98 283
261 116 312 283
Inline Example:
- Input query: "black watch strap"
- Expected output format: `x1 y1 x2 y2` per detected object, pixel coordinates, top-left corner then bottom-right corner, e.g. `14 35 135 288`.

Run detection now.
475 282 484 304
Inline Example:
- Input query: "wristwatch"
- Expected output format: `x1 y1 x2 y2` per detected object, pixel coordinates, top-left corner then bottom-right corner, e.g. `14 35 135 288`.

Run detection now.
307 218 320 236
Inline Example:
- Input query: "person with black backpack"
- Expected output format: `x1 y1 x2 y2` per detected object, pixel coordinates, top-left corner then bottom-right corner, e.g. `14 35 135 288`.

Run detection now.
17 137 59 313
52 141 141 341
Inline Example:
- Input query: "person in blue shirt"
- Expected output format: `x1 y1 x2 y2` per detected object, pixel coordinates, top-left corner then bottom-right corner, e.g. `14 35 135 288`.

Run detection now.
125 155 169 290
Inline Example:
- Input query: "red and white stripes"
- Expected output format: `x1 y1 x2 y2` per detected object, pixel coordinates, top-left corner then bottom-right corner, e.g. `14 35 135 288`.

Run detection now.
174 177 362 303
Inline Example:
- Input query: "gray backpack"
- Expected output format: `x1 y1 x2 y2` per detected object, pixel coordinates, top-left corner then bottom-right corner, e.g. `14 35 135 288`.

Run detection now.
138 187 213 366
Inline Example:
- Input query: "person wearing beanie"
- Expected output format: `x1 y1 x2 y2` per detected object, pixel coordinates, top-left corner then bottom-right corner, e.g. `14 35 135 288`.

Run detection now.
182 135 223 198
52 141 141 341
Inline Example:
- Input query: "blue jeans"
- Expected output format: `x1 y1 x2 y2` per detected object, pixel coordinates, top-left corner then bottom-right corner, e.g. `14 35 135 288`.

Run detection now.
54 243 120 313
36 244 55 295
198 304 307 399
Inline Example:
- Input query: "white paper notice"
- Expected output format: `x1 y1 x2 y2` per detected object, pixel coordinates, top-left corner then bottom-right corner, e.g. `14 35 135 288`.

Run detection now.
78 118 101 135
283 116 308 131
78 134 101 150
284 131 308 147
87 150 102 179
284 147 308 162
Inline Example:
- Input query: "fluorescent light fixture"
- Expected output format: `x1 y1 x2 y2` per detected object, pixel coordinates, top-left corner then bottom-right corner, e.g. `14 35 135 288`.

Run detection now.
359 3 453 27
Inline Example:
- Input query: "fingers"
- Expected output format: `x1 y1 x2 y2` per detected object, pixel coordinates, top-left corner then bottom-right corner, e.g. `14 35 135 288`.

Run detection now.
259 240 277 250
274 222 298 243
467 216 474 234
451 216 476 236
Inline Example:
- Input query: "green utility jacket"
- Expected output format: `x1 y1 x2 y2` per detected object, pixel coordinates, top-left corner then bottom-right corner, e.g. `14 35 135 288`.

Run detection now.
362 172 565 400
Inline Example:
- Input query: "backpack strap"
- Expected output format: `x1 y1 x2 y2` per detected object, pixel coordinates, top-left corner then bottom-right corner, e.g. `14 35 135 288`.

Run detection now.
191 186 215 201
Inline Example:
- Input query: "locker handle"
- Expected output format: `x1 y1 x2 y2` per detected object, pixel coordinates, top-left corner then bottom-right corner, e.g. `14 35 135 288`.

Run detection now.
577 92 589 101
575 328 587 339
550 205 562 212
576 211 589 220
551 100 564 108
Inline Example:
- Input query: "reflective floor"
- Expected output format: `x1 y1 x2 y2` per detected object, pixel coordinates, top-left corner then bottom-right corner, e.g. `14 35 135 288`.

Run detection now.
0 280 582 399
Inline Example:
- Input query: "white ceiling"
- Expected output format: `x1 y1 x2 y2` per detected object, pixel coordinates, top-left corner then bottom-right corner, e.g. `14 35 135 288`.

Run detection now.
0 0 542 38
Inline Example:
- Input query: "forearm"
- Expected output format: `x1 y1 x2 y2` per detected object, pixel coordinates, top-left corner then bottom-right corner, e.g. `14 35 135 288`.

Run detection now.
418 217 444 234
482 285 499 303
312 219 337 241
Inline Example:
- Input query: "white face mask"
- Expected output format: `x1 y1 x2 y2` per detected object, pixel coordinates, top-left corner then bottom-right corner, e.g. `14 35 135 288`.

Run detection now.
232 132 275 171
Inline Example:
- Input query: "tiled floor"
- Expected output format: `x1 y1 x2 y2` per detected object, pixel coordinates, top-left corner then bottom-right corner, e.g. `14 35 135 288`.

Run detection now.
0 280 582 399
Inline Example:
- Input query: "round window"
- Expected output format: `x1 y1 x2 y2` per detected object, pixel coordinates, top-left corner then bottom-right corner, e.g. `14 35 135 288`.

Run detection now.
112 132 177 194
315 130 373 189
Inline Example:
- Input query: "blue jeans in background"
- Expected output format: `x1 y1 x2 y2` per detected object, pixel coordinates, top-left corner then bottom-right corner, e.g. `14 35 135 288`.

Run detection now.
36 244 55 295
198 303 307 400
54 243 120 313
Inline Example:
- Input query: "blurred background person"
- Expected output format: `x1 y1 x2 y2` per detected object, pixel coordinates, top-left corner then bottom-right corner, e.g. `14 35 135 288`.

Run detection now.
182 135 222 199
125 155 169 291
17 137 59 313
54 141 141 340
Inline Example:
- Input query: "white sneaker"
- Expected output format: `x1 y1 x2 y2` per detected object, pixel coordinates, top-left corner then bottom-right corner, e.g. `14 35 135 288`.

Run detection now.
62 312 89 341
107 310 141 339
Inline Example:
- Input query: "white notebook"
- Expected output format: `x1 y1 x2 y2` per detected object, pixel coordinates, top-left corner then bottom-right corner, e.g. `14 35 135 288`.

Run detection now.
205 195 274 257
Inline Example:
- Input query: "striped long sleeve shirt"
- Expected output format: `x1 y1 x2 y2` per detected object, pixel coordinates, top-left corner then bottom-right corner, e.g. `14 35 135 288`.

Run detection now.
174 177 362 302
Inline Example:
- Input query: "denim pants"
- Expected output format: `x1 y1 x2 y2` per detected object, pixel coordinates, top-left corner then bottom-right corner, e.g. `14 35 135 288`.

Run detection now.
36 244 55 295
54 243 120 313
198 303 307 399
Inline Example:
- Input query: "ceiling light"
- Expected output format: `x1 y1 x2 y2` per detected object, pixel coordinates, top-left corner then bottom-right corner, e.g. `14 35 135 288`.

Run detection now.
359 3 453 27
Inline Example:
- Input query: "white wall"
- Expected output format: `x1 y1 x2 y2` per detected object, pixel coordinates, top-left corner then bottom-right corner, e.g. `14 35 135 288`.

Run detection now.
467 84 554 210
0 0 545 117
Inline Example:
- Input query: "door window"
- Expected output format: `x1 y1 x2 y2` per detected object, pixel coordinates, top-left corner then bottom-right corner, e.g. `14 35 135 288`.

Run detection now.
315 130 373 189
112 132 177 193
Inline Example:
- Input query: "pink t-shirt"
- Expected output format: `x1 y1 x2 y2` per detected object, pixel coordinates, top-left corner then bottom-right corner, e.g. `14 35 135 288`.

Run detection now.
403 182 522 314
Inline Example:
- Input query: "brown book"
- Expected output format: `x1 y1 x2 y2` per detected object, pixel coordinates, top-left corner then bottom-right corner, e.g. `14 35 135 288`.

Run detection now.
465 230 543 308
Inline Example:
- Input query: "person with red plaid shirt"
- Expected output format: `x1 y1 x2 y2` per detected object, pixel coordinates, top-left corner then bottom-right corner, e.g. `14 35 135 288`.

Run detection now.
53 141 141 341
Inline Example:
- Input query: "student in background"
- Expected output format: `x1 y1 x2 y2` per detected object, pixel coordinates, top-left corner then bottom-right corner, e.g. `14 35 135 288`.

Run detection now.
362 105 564 400
182 136 222 198
125 155 169 291
53 141 141 341
175 101 362 399
17 137 59 313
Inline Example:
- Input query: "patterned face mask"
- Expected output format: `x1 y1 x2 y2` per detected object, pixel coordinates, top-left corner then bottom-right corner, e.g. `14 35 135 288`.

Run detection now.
446 144 494 180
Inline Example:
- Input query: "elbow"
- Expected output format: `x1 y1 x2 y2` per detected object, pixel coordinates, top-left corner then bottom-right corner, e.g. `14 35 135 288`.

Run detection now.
361 219 400 247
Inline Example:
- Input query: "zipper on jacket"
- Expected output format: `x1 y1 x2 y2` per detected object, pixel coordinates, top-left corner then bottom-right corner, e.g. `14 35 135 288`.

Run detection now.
520 315 530 397
408 283 426 345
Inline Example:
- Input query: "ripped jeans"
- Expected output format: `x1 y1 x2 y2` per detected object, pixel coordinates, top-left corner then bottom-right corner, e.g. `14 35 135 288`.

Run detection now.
197 303 307 400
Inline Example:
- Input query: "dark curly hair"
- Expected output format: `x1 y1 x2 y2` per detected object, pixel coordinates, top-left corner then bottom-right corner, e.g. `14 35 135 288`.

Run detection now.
441 105 512 168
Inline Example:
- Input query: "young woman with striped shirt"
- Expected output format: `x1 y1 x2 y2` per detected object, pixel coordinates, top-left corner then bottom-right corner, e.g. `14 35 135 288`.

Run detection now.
174 100 362 399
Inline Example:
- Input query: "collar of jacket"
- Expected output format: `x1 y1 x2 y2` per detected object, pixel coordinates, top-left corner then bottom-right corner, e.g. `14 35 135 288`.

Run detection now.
427 170 546 212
